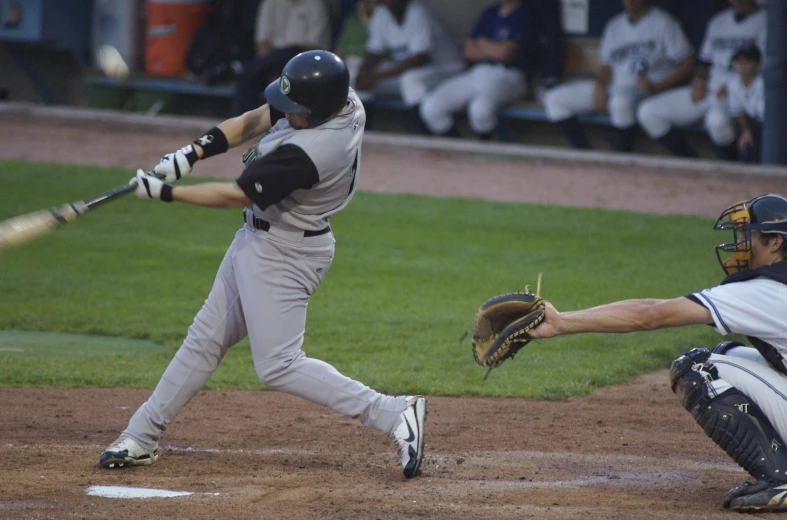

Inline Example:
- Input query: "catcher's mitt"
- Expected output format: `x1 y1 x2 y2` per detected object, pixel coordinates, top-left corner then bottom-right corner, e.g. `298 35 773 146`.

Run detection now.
471 291 545 368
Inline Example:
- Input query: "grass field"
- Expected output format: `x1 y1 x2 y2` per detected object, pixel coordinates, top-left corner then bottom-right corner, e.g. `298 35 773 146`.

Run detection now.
0 160 728 398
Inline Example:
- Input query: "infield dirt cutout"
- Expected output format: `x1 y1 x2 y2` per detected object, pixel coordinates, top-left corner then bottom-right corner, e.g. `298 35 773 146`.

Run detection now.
3 112 787 519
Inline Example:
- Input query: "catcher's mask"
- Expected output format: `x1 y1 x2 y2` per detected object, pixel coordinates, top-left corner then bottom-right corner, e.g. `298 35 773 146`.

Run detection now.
264 50 350 128
714 193 787 274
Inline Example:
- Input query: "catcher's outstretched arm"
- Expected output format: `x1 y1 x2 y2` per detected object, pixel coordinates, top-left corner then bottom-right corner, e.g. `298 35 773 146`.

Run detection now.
530 297 713 339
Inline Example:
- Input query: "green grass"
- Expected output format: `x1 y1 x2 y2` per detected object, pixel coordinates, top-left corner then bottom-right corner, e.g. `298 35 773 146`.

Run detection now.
0 160 727 397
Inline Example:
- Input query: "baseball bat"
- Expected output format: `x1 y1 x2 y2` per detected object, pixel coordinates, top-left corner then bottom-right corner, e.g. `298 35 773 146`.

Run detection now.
0 172 155 254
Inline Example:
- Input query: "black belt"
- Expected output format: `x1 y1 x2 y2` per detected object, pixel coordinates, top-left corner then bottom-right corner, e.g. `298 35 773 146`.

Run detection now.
245 213 330 237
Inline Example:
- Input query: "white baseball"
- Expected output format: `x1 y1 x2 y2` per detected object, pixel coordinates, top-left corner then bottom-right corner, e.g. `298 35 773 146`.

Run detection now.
97 45 130 80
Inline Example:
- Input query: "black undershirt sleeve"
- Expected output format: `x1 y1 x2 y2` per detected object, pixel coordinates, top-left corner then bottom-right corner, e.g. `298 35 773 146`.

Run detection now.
236 144 319 210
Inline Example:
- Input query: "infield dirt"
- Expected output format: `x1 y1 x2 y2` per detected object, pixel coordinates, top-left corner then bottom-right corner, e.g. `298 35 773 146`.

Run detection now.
2 111 787 519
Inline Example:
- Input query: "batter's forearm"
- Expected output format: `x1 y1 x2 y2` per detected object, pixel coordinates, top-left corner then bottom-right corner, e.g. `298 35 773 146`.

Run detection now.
653 55 695 92
171 182 252 208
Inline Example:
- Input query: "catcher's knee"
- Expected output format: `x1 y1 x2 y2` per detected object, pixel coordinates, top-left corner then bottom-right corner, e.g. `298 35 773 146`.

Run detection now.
711 340 746 356
669 347 712 409
670 348 787 481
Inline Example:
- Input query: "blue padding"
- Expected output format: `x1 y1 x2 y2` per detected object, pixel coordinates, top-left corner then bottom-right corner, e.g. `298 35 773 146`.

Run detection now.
86 76 235 98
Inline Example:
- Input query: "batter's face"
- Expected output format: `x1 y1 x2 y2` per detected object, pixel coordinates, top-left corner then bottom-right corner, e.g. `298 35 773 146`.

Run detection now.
286 113 311 129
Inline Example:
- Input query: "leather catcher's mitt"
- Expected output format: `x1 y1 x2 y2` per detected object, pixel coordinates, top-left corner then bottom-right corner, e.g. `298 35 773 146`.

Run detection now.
472 291 545 368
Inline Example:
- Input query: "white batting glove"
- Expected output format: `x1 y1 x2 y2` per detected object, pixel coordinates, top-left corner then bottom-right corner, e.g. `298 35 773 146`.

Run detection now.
130 169 172 201
153 144 199 182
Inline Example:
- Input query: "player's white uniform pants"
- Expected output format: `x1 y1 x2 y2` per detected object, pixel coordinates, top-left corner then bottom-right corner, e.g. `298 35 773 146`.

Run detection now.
123 222 408 451
543 80 647 128
356 62 465 107
636 86 736 145
419 63 526 135
706 346 787 444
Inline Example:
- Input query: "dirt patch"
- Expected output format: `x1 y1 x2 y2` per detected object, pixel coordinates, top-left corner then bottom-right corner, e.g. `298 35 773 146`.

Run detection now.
1 112 782 519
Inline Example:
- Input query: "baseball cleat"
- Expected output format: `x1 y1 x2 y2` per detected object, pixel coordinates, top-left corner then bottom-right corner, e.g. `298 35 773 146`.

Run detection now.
392 395 426 478
99 435 158 469
726 480 787 512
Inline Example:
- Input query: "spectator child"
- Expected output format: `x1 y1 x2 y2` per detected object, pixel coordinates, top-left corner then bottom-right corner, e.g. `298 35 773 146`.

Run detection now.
728 43 764 163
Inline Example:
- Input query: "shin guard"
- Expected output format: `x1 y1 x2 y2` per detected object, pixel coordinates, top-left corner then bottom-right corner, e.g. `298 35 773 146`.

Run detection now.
671 350 787 482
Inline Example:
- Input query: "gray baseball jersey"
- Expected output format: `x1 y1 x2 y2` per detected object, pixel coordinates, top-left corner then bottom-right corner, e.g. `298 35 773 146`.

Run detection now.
121 89 410 452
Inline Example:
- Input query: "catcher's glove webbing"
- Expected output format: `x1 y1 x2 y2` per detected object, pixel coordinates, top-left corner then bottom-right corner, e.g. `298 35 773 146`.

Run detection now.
471 291 545 369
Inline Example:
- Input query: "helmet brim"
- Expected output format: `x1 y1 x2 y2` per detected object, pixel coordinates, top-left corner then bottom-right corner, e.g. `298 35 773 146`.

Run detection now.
264 79 310 115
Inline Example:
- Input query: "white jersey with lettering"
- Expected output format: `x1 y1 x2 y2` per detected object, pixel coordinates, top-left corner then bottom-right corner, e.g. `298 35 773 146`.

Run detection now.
600 6 693 92
700 7 767 93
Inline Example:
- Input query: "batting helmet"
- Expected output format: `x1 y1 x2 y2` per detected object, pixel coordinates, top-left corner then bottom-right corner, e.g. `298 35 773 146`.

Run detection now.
714 194 787 274
264 50 350 127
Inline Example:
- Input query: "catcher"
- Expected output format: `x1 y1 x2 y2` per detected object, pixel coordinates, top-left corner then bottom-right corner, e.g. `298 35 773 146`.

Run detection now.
472 193 787 513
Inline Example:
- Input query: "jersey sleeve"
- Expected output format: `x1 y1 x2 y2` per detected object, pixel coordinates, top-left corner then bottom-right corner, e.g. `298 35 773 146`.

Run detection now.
303 0 332 49
698 16 718 64
365 7 388 54
255 0 275 45
598 19 615 65
236 144 319 210
404 5 433 56
469 7 493 39
662 16 694 61
689 282 778 338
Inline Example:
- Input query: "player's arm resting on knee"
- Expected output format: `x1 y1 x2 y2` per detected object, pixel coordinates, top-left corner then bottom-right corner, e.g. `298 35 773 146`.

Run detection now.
529 297 712 339
648 54 695 94
593 65 612 112
690 63 710 102
469 38 520 64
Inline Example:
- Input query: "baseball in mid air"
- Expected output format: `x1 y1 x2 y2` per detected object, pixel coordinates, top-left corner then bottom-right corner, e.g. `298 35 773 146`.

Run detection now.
97 45 130 80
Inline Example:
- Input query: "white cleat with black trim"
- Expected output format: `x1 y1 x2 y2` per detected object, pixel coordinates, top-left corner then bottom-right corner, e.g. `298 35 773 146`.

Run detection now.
99 436 158 469
391 395 426 478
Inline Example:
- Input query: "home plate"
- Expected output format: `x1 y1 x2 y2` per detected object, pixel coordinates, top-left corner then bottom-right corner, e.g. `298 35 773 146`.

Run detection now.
86 485 196 499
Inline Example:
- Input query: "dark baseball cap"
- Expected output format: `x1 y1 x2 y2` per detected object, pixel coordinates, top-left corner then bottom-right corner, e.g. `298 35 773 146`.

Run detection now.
732 42 762 62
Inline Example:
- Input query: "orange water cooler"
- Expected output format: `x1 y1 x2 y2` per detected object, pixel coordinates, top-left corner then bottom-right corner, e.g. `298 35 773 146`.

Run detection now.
145 0 210 77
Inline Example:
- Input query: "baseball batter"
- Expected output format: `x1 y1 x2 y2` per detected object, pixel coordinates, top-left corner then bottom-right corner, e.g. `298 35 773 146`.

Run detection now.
99 50 427 479
418 0 537 138
527 193 787 512
636 0 766 158
543 0 693 152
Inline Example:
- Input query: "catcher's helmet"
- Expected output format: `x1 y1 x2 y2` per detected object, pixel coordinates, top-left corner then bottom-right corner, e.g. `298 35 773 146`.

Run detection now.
264 50 350 127
714 193 787 274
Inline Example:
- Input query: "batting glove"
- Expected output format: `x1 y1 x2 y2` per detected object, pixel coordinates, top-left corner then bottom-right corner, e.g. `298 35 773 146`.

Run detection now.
131 169 173 202
153 144 199 182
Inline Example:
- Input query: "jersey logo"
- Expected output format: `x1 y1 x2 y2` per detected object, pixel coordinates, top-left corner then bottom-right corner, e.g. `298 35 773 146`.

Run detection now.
255 182 263 193
280 76 291 95
353 120 359 132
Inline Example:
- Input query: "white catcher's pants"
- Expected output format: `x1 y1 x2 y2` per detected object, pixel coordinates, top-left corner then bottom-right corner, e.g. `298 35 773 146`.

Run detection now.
707 346 787 444
123 223 408 450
